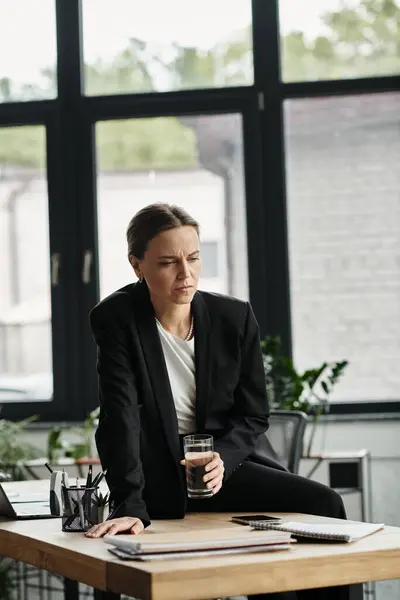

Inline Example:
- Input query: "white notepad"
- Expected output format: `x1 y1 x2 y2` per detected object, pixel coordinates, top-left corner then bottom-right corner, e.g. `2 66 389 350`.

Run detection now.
250 520 385 543
104 528 291 555
108 543 293 561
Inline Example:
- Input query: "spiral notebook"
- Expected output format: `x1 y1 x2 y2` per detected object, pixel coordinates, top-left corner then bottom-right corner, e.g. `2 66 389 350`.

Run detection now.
249 520 385 543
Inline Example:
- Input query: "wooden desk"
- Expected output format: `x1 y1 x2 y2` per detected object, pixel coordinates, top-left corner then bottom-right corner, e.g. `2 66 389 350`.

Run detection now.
2 481 400 600
0 479 110 599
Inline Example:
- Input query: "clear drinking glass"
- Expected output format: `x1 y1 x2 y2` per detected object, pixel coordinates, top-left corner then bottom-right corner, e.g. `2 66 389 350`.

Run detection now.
183 434 214 499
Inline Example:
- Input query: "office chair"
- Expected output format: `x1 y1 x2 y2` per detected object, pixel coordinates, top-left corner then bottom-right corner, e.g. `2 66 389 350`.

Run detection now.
253 410 308 474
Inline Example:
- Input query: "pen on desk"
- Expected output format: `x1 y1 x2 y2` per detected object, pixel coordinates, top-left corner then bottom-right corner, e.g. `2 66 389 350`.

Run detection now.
45 462 54 474
85 464 93 488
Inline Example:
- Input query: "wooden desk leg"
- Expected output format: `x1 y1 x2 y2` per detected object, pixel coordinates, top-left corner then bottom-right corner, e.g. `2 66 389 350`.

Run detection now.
64 578 79 600
93 590 120 600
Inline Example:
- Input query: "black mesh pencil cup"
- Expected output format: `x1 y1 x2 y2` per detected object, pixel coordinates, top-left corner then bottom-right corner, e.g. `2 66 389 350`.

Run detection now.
62 486 101 532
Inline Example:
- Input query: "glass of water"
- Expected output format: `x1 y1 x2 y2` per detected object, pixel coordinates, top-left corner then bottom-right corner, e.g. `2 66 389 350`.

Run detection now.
183 434 214 499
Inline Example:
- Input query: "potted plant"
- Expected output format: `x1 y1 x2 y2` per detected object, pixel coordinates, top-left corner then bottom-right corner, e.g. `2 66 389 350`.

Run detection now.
47 407 100 462
261 336 348 456
0 416 41 480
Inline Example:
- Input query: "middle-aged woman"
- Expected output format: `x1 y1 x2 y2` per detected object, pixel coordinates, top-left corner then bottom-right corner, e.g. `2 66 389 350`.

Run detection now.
86 203 362 600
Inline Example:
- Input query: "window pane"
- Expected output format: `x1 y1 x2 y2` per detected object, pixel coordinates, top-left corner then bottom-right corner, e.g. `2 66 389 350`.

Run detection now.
200 241 219 279
0 1 57 102
0 127 53 402
285 93 400 402
82 0 253 95
279 0 400 82
96 115 248 301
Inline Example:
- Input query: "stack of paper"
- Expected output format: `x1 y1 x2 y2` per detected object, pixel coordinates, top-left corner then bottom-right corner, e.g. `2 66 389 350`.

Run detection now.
104 527 293 561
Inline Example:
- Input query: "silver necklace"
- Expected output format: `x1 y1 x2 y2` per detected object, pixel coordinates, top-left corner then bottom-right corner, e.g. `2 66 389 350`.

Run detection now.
156 316 194 342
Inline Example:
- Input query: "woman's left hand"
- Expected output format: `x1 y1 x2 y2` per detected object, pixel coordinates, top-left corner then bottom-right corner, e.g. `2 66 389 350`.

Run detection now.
180 452 225 495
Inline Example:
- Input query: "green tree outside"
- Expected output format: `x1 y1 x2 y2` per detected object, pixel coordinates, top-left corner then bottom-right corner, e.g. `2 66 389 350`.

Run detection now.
282 0 400 81
0 0 399 168
96 118 198 171
0 126 46 169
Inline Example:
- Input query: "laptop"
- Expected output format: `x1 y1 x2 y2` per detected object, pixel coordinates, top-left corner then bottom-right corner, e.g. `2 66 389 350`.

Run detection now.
0 484 59 520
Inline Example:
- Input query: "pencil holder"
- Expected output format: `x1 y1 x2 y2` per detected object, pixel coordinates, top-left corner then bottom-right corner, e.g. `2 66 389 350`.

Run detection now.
61 486 102 532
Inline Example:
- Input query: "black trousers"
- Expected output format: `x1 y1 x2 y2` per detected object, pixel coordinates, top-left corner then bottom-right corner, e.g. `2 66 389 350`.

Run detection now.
186 460 363 600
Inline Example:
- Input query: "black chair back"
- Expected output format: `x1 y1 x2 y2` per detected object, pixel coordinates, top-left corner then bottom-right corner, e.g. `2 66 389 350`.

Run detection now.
253 410 307 474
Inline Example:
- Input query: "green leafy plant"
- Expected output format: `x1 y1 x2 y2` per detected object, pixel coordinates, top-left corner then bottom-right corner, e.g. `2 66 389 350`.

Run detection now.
261 336 348 456
47 407 100 462
47 426 65 463
94 491 110 508
0 416 41 480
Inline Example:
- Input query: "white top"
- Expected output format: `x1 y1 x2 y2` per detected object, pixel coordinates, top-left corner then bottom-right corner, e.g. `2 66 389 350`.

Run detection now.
155 320 196 435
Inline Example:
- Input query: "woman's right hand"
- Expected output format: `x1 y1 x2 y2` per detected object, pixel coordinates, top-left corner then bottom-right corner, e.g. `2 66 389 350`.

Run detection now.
85 516 144 538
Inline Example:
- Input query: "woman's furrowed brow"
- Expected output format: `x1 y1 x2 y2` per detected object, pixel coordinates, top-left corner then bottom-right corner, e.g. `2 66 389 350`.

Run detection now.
157 250 199 259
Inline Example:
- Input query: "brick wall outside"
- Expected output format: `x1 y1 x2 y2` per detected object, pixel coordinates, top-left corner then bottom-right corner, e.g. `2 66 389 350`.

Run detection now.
285 94 400 402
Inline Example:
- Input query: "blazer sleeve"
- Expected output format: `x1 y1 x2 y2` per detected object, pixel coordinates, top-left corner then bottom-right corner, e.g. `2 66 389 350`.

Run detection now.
90 308 150 527
214 303 270 480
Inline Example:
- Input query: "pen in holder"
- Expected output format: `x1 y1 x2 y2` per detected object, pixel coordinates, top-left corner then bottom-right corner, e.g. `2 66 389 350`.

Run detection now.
61 486 103 532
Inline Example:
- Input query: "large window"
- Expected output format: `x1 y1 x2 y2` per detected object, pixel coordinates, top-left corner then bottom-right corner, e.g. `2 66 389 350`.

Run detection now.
0 126 53 404
285 93 400 402
0 0 57 102
1 1 399 419
96 114 249 301
279 0 400 82
82 0 253 95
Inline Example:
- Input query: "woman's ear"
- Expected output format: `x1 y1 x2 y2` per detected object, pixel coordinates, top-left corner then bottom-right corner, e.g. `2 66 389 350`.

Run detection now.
129 255 142 281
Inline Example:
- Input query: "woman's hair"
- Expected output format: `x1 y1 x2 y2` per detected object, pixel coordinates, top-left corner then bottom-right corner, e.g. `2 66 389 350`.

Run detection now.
127 203 200 260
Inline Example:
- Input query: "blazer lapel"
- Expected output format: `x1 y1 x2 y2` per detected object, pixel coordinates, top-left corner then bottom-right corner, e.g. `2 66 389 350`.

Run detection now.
132 282 181 465
192 292 212 432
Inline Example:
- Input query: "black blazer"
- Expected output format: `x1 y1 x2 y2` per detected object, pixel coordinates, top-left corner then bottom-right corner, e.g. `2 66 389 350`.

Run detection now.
90 280 284 526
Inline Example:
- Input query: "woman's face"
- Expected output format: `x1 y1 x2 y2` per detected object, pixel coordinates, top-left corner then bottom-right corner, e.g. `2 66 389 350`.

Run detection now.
131 226 201 306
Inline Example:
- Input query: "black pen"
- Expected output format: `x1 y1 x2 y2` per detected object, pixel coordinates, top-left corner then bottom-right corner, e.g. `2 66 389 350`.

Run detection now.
76 478 85 530
92 470 107 488
45 462 54 474
86 464 93 488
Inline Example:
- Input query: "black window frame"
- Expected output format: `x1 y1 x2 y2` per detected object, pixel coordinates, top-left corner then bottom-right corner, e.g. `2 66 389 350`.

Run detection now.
270 1 400 415
0 0 399 421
